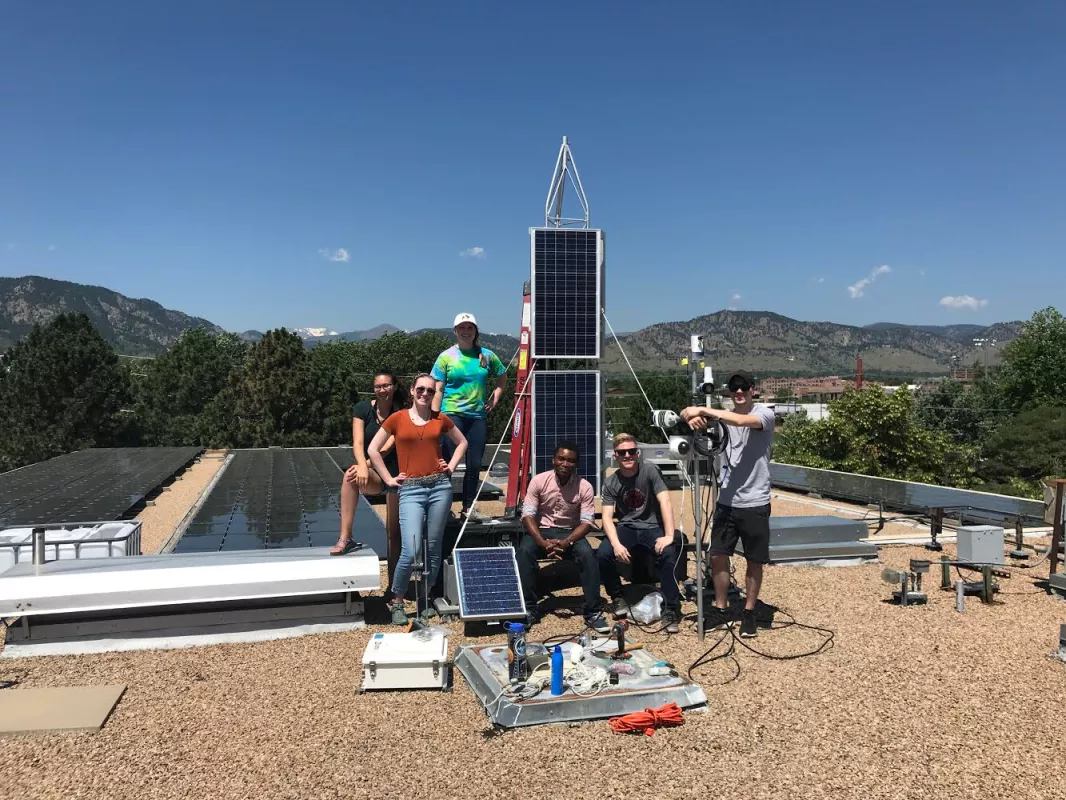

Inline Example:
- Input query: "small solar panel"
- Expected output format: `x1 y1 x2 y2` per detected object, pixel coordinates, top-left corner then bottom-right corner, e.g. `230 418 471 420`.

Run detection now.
531 371 603 494
454 547 527 621
530 228 603 359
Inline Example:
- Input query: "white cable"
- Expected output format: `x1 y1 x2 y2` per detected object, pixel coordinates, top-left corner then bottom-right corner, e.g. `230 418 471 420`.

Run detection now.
566 662 609 696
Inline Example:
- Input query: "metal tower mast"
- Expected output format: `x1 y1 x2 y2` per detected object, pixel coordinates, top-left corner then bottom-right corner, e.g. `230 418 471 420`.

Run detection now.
544 136 590 228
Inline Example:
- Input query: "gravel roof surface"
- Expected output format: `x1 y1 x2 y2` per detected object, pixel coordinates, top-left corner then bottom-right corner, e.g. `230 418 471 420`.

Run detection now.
3 461 1064 799
136 452 227 554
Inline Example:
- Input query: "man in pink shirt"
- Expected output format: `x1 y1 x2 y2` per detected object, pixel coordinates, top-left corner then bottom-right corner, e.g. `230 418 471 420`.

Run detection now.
518 440 609 633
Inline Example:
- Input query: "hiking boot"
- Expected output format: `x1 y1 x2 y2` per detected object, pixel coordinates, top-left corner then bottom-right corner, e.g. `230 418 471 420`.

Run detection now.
584 613 611 634
388 600 408 626
419 605 439 622
739 608 758 638
662 609 682 634
609 596 630 619
706 605 732 632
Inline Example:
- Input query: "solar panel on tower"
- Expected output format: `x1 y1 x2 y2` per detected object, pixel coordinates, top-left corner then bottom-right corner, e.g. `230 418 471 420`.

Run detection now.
529 228 604 359
531 371 603 495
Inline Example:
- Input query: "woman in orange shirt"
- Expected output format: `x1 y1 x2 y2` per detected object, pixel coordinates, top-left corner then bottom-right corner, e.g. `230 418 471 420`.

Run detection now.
368 373 467 625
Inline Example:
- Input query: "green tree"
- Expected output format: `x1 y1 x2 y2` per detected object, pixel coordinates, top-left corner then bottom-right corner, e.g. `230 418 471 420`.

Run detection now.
308 343 361 445
974 404 1066 498
0 313 134 470
914 376 1004 446
774 385 975 485
606 373 697 443
998 306 1066 411
134 327 247 446
232 329 330 447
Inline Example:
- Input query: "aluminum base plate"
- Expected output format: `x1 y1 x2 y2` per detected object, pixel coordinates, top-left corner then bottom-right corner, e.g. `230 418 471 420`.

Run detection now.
455 641 707 729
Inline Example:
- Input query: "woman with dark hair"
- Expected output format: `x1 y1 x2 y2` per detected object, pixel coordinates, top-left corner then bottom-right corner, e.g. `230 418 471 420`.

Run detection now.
369 373 467 625
430 312 508 519
330 371 408 576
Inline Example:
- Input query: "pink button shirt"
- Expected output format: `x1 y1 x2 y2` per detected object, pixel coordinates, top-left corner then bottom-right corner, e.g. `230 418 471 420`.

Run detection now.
521 470 595 530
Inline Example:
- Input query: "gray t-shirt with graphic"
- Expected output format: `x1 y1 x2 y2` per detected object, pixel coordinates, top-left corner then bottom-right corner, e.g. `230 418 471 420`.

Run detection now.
717 404 776 508
602 462 668 529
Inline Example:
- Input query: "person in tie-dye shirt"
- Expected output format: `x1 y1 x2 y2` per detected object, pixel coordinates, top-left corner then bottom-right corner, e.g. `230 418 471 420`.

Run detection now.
431 312 508 517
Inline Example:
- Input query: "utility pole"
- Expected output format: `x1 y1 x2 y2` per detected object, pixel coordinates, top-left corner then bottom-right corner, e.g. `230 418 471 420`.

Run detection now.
972 337 997 371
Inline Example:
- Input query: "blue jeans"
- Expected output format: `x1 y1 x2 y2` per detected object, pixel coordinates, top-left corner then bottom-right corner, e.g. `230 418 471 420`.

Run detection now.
441 415 486 510
391 478 452 599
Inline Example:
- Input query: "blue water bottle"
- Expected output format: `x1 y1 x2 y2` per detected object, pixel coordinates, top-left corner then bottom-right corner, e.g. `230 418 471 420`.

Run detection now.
550 644 564 696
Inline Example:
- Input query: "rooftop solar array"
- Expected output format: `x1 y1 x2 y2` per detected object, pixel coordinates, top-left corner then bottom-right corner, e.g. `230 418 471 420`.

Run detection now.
454 547 527 620
530 228 603 359
0 447 202 527
173 448 386 555
531 370 603 494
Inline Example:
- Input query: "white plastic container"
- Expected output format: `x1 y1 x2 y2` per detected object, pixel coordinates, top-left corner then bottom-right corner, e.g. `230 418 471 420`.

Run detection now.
361 631 449 691
0 522 140 575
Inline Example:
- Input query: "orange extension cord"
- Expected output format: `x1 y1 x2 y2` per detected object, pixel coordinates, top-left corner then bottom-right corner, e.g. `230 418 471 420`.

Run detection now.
608 702 685 736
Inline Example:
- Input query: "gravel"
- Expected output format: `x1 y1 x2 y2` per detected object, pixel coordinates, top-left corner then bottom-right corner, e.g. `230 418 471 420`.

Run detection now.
3 469 1064 799
135 452 227 554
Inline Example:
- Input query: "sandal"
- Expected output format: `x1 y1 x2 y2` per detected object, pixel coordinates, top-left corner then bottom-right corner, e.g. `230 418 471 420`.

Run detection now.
330 538 361 556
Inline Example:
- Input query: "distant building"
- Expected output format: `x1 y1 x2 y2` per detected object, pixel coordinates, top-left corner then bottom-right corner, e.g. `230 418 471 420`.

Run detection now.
949 367 977 386
760 375 855 403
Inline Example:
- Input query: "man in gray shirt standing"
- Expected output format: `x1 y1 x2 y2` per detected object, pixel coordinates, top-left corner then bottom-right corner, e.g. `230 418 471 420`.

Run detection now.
681 370 776 638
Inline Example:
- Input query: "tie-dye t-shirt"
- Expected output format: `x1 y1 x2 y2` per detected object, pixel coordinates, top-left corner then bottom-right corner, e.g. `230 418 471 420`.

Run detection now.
430 345 506 419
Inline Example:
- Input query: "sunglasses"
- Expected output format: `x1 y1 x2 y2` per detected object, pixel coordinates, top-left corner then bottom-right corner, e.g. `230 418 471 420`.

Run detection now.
615 448 638 457
728 383 752 393
414 387 436 396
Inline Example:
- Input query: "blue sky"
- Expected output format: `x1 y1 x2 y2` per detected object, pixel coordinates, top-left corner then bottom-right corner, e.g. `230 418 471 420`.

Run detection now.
1 1 1063 335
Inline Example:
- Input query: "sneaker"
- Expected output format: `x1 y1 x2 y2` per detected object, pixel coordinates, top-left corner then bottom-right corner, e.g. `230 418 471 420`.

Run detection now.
419 605 439 622
584 613 611 634
389 601 408 626
739 608 758 638
463 509 487 522
705 605 732 632
662 609 682 634
609 596 630 619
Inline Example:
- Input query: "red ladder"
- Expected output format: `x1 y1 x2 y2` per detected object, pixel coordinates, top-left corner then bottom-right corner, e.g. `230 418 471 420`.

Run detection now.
504 282 534 516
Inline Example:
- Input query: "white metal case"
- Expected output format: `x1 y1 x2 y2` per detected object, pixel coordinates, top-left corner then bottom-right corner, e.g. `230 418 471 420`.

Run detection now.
957 525 1005 566
361 632 449 691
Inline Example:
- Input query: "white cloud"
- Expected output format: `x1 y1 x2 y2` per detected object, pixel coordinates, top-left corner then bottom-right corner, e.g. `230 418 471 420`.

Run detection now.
728 292 742 310
817 277 825 283
919 269 926 278
847 264 891 299
939 295 988 311
47 244 56 252
317 247 350 263
459 246 485 259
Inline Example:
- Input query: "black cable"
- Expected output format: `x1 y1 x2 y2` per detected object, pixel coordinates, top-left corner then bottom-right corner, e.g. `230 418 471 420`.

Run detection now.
685 606 836 682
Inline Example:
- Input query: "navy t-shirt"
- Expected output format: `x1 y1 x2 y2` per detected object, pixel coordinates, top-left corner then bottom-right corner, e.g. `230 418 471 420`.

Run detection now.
353 399 399 477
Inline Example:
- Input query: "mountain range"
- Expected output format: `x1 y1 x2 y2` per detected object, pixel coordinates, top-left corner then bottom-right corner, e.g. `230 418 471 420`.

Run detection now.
0 275 1022 374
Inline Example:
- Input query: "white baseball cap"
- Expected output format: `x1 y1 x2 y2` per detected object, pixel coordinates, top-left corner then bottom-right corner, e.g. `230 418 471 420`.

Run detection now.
453 312 478 328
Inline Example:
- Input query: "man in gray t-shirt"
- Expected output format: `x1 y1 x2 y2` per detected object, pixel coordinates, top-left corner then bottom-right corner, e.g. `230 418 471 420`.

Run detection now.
596 434 681 632
681 370 775 639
